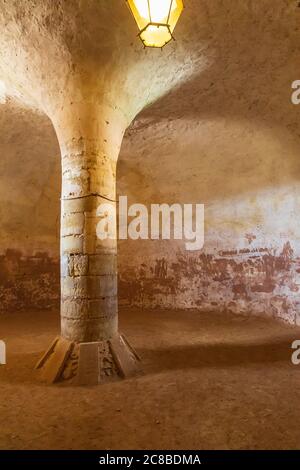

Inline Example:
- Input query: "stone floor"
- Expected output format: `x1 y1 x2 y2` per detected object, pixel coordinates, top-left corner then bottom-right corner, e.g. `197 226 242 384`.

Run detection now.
0 307 300 449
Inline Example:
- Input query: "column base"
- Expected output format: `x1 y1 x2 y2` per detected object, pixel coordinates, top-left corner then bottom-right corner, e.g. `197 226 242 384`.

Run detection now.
35 334 142 385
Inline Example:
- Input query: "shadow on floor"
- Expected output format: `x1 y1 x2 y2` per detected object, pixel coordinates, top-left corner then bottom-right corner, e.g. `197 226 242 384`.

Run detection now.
139 336 297 374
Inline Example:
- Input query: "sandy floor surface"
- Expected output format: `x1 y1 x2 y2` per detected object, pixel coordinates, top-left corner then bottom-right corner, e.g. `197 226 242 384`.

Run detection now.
0 308 300 450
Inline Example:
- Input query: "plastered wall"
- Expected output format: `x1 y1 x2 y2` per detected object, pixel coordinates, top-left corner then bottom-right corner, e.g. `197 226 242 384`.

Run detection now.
118 117 300 325
0 100 60 311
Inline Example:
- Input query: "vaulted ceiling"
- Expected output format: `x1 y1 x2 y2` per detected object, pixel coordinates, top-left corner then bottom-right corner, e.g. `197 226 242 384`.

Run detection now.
0 0 298 129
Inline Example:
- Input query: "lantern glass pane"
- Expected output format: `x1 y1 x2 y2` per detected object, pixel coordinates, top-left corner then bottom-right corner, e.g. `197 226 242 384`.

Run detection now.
127 0 150 30
140 24 172 48
148 0 173 24
168 0 184 32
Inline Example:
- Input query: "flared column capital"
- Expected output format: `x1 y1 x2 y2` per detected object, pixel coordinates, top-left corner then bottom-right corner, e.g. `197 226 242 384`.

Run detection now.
51 100 128 163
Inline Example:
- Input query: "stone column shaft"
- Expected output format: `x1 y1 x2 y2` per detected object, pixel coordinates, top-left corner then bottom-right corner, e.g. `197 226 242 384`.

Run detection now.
55 103 126 343
60 150 118 342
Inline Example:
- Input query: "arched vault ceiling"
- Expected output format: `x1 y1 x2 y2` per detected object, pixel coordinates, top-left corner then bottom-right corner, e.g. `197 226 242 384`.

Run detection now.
0 0 298 127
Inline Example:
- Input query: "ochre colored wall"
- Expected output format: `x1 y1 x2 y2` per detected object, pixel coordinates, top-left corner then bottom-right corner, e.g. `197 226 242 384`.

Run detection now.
0 100 60 312
118 117 300 325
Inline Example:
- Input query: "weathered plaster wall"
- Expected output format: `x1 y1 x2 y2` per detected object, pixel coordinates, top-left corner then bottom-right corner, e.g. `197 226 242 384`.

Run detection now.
0 99 60 311
118 118 300 325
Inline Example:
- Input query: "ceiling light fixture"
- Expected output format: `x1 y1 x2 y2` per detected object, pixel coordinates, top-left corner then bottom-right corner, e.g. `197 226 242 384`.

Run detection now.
126 0 184 48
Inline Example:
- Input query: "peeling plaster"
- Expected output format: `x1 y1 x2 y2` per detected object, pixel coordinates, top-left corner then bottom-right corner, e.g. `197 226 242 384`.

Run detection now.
0 249 59 311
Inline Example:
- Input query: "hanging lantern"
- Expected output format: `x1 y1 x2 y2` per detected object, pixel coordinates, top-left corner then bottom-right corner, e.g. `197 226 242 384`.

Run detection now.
126 0 184 48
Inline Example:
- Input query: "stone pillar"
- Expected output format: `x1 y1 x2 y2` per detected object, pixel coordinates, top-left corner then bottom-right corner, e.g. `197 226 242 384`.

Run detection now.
60 137 118 344
36 103 141 385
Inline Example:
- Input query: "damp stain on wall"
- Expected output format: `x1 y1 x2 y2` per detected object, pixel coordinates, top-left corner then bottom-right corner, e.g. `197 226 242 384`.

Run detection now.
119 242 300 325
0 249 59 311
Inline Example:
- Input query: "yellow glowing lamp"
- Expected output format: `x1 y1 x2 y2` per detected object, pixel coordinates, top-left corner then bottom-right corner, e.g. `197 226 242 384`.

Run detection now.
126 0 184 48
